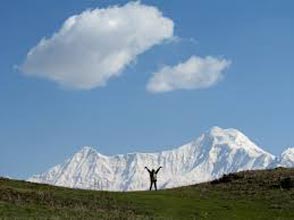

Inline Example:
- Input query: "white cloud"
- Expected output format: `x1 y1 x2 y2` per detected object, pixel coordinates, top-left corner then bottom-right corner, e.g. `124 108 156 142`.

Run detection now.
146 56 231 93
21 2 174 89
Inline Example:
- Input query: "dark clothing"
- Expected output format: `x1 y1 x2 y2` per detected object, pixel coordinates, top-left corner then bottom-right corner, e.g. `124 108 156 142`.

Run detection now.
150 179 157 191
145 167 161 191
149 170 157 181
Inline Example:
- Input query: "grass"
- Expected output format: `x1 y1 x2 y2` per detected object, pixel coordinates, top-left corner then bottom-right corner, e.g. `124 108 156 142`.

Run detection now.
1 167 294 219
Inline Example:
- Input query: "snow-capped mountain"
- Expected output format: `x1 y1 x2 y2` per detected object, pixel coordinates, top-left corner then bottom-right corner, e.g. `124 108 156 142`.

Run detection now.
28 127 276 191
272 148 294 168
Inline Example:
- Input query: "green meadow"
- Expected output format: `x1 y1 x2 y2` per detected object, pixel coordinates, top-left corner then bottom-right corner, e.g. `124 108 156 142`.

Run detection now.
1 168 294 220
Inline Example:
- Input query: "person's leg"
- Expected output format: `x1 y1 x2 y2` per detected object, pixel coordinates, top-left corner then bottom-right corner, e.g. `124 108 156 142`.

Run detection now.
149 181 153 191
154 181 157 191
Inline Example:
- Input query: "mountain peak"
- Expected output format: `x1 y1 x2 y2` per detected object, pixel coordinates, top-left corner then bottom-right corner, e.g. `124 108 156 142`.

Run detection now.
273 148 294 168
78 146 97 154
281 148 294 156
204 127 274 158
208 126 243 137
209 126 225 133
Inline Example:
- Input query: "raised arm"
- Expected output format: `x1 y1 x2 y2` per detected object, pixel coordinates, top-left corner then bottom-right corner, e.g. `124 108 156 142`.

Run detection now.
155 166 162 174
145 166 151 173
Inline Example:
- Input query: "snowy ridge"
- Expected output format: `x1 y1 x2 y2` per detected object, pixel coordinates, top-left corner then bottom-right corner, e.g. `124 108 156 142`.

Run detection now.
271 148 294 168
28 127 276 191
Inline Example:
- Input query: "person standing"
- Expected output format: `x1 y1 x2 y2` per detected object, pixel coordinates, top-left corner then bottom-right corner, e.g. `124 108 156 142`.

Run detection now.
145 166 162 191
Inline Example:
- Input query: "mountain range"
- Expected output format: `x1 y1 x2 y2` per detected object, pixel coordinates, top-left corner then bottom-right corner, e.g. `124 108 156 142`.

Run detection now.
28 127 294 191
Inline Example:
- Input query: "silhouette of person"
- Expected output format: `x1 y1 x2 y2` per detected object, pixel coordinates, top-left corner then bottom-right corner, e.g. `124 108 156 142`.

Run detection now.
145 166 162 191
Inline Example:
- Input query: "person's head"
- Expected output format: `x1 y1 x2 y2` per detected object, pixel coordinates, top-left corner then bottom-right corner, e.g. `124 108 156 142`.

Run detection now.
151 169 155 173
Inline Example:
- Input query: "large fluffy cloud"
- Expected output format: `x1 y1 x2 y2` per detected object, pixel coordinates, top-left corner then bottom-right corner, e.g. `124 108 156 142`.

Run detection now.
21 2 174 89
146 56 231 93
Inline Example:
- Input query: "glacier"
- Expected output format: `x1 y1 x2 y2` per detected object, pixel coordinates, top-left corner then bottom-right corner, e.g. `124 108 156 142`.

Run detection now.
28 127 292 191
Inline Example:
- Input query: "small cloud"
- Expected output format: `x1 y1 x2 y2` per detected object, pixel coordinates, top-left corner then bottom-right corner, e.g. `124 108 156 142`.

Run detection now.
21 2 174 89
146 56 231 93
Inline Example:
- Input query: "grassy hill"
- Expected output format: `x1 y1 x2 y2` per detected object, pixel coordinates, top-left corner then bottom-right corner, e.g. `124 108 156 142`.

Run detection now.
1 167 294 220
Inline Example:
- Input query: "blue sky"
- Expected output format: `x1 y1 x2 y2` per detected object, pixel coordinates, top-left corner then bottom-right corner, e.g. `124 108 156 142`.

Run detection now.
1 0 294 179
